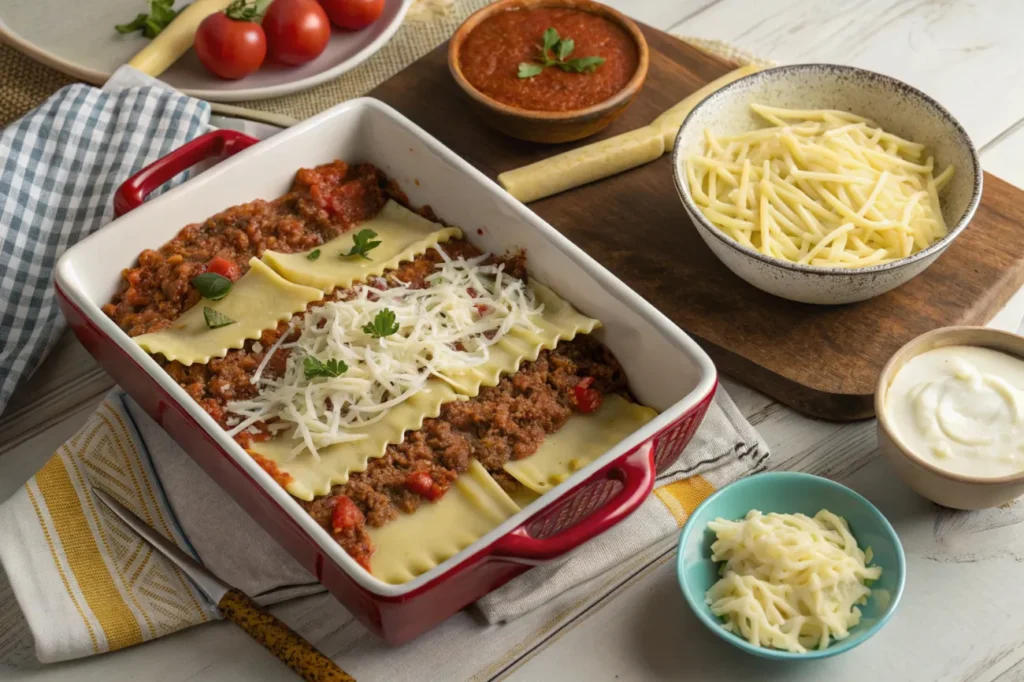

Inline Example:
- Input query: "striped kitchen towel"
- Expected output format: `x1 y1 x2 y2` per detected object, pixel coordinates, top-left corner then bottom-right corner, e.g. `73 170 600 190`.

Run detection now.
0 386 766 665
0 67 210 415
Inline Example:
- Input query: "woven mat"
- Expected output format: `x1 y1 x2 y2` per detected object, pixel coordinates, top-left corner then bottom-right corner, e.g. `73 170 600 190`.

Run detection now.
0 2 771 127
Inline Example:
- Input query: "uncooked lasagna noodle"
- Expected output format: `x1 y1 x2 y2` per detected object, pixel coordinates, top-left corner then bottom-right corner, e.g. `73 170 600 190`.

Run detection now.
367 459 521 584
261 200 463 292
133 258 324 365
503 394 658 493
248 280 602 500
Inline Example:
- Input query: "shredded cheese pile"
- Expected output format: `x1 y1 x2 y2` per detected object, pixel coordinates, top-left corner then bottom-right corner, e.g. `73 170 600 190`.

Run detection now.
705 509 882 653
685 103 955 268
225 249 543 458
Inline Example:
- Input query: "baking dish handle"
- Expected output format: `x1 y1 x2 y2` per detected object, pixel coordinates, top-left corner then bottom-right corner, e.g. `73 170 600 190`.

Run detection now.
491 442 655 563
113 129 260 217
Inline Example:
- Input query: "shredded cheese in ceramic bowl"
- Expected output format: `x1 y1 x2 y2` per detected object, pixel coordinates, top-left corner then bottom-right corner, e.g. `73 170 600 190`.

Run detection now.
705 509 882 653
686 104 954 268
225 248 543 458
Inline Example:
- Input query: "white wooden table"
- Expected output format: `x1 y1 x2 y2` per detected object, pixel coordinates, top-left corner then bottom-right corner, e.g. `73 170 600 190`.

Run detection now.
6 1 1024 680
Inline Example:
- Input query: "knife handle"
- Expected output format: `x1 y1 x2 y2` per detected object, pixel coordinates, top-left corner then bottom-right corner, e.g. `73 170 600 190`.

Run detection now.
218 588 354 682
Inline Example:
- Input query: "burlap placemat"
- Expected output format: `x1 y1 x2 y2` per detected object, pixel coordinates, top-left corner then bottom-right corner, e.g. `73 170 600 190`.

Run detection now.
0 2 770 127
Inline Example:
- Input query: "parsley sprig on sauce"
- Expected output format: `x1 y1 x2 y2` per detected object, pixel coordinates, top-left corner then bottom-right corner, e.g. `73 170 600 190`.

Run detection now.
342 229 382 260
518 28 606 79
363 309 400 339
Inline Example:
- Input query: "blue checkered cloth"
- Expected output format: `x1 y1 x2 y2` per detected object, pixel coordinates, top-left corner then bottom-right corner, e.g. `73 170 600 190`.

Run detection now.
0 80 210 414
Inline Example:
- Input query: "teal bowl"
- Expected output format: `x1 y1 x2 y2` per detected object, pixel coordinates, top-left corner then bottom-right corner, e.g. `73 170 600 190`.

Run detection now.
676 472 905 660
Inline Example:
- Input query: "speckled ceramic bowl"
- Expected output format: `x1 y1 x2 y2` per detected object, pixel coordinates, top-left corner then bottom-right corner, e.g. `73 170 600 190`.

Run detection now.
672 64 982 305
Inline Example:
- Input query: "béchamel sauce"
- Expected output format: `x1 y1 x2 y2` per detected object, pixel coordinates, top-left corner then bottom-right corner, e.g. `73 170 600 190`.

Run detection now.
885 345 1024 478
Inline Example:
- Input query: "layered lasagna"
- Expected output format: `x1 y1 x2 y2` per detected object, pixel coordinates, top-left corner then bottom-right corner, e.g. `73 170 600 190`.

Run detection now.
104 162 656 583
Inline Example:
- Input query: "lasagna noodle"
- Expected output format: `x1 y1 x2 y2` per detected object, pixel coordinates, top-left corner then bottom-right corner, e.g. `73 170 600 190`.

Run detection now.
248 280 601 500
133 258 324 365
367 459 521 584
261 200 463 292
503 394 658 493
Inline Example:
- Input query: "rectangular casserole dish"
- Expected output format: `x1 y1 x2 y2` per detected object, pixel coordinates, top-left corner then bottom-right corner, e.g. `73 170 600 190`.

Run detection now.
54 97 717 643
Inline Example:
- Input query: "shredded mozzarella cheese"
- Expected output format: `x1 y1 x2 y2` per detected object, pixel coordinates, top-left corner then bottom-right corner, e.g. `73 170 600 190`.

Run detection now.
225 248 543 459
685 104 954 267
705 509 882 653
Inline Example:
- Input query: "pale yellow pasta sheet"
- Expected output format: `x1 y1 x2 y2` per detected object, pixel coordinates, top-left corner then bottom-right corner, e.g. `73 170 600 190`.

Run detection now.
504 394 658 494
134 258 323 365
261 200 462 292
368 459 521 584
247 281 601 500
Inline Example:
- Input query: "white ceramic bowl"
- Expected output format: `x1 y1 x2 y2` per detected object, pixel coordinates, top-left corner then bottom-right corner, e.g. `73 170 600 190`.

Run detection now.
672 64 982 305
876 326 1024 509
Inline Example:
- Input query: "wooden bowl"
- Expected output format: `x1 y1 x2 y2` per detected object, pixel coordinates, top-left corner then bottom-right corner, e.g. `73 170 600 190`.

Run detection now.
448 0 649 144
876 326 1024 509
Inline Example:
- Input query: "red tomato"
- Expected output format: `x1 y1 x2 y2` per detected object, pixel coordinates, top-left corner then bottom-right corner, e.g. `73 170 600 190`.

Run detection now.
194 11 266 80
330 495 365 533
263 0 331 66
205 256 241 281
573 376 603 414
405 470 447 501
319 0 385 30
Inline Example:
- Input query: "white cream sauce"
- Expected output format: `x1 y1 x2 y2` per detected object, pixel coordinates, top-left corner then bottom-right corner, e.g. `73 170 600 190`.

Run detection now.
885 345 1024 478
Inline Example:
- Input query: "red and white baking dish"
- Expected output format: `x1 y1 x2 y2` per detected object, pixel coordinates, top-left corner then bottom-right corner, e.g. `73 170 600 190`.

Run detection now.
54 98 718 643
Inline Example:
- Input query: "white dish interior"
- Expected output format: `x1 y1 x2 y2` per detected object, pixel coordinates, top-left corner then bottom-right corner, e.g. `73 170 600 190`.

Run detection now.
672 64 982 305
56 98 717 596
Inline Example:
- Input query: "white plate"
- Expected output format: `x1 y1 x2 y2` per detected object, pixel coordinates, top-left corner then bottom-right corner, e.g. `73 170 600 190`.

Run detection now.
0 0 410 101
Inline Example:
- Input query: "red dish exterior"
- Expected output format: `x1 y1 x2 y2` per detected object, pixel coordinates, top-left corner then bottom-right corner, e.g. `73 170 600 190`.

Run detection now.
57 105 717 643
59 279 714 641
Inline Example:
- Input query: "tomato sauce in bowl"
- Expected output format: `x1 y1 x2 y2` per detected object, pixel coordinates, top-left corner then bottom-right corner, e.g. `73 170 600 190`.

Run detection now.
458 7 639 113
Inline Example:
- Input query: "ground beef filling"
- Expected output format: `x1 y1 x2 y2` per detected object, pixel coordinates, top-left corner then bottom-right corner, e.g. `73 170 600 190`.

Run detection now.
155 239 518 431
105 163 626 572
102 161 409 337
301 334 626 569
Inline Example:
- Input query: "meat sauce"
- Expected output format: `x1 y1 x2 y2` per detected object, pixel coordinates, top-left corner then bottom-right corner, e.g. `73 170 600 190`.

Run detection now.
105 161 627 572
458 7 638 112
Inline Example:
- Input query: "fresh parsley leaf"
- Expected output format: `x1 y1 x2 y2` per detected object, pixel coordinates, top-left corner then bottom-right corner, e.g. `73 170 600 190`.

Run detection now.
303 356 348 380
203 307 235 329
556 38 575 61
191 272 233 300
362 308 400 339
224 0 260 21
307 249 321 261
517 27 605 79
561 56 606 73
542 27 560 53
342 229 382 260
115 0 180 39
518 62 545 78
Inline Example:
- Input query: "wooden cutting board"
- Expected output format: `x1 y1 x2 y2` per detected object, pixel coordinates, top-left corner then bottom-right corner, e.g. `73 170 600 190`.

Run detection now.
369 25 1024 421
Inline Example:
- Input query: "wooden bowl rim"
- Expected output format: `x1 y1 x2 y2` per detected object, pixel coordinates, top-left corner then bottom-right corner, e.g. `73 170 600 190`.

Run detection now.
875 325 1024 486
447 0 650 122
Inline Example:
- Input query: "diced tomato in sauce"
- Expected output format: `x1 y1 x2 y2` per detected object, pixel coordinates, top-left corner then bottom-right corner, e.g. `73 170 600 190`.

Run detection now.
573 376 603 414
405 470 448 501
205 256 241 281
331 495 365 533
